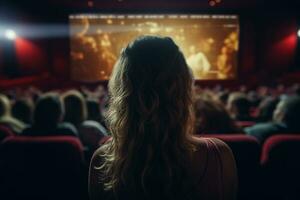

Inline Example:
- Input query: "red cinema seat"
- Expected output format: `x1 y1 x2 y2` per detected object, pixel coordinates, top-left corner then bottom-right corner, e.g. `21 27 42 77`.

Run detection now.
199 134 261 200
0 136 87 200
261 135 300 200
0 125 14 142
99 135 112 145
236 121 256 128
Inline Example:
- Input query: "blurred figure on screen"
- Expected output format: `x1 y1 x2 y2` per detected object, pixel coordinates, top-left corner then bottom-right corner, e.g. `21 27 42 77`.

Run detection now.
71 17 101 81
227 31 239 51
217 47 233 79
216 31 238 79
187 45 211 78
98 33 117 78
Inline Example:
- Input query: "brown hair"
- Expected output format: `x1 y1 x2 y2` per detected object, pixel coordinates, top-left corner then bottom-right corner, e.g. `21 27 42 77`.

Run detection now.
194 94 241 134
62 90 87 126
98 36 195 199
0 94 11 117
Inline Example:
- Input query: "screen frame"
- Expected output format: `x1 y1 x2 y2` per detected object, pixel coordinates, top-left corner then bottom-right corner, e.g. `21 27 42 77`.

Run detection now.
68 11 241 85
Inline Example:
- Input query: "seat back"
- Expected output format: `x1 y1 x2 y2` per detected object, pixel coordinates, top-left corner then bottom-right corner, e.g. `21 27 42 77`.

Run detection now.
236 121 256 128
0 136 87 200
261 134 300 200
199 134 261 200
0 125 14 142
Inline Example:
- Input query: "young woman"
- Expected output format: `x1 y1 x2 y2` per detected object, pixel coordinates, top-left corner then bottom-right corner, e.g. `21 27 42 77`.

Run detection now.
89 36 237 200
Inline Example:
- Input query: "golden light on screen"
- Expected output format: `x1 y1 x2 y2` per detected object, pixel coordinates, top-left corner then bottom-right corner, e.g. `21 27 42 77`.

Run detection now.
69 14 239 81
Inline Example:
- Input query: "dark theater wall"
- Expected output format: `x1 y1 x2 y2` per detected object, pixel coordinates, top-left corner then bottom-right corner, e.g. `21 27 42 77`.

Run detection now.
257 15 298 81
0 5 50 79
15 38 48 76
0 38 49 79
50 37 70 78
238 16 257 84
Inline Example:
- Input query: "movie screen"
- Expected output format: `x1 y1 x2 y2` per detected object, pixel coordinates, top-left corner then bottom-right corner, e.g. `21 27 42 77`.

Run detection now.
70 14 239 81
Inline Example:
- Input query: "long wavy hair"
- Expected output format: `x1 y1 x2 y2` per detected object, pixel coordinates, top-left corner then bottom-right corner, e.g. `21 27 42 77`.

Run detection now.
99 36 196 199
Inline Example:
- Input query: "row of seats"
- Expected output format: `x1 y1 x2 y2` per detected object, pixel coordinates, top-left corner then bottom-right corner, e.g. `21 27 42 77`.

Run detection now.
0 129 299 200
200 134 260 200
199 134 300 200
0 125 14 142
0 136 88 200
260 135 300 200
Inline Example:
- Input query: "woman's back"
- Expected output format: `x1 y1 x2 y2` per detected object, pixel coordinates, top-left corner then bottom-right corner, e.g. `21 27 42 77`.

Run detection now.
89 137 237 200
88 36 237 200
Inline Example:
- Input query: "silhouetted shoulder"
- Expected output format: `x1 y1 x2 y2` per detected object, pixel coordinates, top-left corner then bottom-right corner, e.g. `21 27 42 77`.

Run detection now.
90 143 108 166
89 143 112 200
191 136 234 153
245 122 286 143
89 138 237 200
189 136 238 200
57 122 78 136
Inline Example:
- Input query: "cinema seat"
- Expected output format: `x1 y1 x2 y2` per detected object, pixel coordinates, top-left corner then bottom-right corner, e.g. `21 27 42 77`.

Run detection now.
0 125 14 142
236 121 256 128
199 134 261 200
261 135 300 200
99 135 112 145
0 136 87 200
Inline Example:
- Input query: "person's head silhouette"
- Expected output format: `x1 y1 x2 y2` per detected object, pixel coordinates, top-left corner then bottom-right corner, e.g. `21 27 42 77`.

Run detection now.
103 36 195 198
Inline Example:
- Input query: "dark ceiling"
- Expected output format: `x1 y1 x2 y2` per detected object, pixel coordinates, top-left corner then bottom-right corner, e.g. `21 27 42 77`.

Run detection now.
0 0 299 23
1 0 299 10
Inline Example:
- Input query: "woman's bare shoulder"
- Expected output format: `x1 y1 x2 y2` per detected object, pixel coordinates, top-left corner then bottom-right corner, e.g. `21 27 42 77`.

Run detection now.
91 142 111 166
189 135 234 161
189 135 237 200
89 143 111 200
190 135 230 150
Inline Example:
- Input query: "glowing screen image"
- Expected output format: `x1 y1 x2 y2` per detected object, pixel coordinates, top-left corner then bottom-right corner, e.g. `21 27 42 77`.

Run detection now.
70 14 239 81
